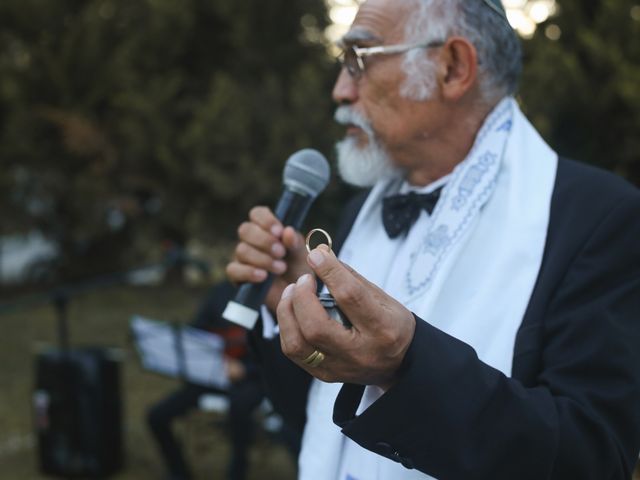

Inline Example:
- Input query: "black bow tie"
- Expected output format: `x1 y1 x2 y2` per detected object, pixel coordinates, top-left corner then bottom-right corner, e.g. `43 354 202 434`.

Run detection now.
382 188 442 239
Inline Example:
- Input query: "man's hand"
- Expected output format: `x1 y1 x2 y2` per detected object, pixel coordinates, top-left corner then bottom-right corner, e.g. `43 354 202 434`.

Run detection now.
225 206 311 312
276 245 416 390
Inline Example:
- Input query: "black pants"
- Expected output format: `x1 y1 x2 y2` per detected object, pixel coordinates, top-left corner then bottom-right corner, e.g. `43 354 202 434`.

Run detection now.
147 381 263 480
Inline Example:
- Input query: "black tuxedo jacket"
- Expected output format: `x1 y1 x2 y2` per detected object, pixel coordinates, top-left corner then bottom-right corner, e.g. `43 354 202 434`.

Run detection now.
251 158 640 479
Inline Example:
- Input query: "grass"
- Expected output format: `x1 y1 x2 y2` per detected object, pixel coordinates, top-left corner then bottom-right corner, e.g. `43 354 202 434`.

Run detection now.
0 284 296 480
3 283 639 480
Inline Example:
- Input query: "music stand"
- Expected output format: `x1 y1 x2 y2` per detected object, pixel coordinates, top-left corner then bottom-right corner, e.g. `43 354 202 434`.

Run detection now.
130 315 229 389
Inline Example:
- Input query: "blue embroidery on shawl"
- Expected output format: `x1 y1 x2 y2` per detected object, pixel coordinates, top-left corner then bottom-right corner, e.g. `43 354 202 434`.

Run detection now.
451 152 497 211
497 119 513 132
425 225 450 255
404 99 513 298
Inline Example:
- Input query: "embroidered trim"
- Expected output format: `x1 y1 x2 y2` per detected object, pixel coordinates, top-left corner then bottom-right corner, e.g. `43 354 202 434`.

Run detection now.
405 100 513 298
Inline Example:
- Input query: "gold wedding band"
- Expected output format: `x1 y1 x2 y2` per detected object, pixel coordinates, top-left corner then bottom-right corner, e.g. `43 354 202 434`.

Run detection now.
305 228 333 254
303 349 326 367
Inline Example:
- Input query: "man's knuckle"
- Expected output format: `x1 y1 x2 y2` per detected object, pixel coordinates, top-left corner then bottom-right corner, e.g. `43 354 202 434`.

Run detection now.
237 222 249 238
303 322 323 344
235 242 248 258
249 205 268 221
287 338 305 357
248 206 260 216
280 340 292 356
225 263 234 276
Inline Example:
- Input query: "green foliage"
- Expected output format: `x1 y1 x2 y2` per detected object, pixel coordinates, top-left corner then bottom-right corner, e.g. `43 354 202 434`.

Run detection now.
520 0 640 184
4 0 638 281
0 0 340 278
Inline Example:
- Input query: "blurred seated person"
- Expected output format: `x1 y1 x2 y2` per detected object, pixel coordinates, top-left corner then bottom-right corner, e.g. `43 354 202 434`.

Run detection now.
147 281 264 480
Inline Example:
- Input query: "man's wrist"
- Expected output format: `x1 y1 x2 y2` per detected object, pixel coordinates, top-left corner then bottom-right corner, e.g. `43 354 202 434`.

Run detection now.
377 312 417 391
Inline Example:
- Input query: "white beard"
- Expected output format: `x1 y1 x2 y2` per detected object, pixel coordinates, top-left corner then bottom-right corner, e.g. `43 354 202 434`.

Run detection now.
334 107 402 187
336 137 401 187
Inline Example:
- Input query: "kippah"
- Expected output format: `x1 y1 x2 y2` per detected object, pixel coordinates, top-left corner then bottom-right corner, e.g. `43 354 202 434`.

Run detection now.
483 0 508 19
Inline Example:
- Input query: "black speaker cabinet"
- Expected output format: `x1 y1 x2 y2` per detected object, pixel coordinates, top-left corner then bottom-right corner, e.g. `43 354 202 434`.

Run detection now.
33 347 123 477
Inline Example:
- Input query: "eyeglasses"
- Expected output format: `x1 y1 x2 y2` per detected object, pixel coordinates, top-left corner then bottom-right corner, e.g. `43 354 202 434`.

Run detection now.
338 39 445 80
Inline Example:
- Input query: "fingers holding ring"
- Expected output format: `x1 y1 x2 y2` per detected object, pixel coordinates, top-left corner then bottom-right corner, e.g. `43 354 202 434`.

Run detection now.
305 228 332 253
303 349 326 367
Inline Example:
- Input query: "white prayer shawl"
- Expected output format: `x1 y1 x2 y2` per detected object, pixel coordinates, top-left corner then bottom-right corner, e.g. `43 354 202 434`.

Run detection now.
298 98 558 480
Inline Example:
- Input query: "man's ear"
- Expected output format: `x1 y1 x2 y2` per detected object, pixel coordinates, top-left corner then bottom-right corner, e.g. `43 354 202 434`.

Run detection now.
436 36 478 101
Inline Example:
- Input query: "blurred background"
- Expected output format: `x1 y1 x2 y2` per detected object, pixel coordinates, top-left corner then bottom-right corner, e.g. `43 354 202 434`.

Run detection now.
1 0 639 478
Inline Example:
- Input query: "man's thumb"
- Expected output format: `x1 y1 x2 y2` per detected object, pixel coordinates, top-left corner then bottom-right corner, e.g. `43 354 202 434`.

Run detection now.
307 245 348 291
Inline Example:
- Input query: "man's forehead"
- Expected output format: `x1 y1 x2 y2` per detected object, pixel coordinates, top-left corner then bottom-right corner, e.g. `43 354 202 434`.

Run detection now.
339 0 410 46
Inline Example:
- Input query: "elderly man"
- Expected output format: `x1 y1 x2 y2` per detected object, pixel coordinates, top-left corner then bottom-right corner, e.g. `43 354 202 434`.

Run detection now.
226 0 640 478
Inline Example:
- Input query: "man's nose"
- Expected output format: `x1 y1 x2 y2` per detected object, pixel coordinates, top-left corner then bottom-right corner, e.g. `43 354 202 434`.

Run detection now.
332 68 359 105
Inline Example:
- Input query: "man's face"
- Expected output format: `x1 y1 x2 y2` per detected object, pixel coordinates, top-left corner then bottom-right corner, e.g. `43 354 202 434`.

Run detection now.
333 0 443 186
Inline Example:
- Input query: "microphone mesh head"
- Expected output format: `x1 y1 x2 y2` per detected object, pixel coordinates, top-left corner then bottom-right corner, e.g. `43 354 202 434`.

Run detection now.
283 149 331 197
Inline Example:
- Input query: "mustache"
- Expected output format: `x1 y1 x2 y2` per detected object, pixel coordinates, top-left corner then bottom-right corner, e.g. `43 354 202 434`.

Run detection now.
334 106 375 138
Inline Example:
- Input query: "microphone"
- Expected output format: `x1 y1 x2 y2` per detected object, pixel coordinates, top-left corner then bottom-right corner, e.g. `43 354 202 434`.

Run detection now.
222 149 331 329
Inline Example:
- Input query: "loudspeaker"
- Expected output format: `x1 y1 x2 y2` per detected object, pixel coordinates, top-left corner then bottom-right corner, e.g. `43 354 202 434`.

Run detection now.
33 347 123 477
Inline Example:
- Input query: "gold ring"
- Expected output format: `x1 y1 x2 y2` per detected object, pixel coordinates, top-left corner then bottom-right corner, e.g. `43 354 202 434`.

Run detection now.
306 228 333 254
303 349 325 367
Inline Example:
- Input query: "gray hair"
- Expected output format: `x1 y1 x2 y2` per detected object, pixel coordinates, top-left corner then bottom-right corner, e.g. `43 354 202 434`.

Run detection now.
401 0 522 104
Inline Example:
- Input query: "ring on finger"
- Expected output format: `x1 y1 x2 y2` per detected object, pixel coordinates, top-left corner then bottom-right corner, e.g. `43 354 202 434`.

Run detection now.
303 349 326 367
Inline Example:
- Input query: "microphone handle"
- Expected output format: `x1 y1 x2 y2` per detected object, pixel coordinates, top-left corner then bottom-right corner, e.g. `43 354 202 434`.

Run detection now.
233 189 313 312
